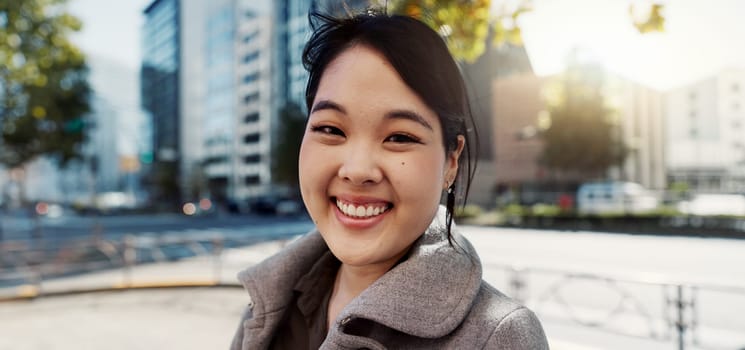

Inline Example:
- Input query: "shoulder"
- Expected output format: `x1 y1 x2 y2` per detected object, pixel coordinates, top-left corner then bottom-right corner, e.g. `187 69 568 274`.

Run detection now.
466 282 549 350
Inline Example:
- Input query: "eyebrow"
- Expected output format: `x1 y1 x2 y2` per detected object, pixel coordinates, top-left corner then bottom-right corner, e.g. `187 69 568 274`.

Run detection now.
385 110 433 131
310 99 433 131
310 99 346 114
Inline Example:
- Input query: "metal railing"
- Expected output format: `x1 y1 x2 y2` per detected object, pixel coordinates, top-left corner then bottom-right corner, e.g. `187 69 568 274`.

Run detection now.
490 263 745 350
0 232 294 298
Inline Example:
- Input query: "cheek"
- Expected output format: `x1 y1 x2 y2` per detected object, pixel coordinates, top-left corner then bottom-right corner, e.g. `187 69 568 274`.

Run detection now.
298 138 341 206
392 152 446 201
298 138 323 200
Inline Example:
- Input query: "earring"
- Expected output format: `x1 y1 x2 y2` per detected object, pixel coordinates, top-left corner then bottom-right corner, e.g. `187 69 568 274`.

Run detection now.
447 183 455 210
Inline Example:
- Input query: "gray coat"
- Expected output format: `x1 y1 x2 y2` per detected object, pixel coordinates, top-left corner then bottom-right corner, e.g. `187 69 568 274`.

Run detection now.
231 212 549 349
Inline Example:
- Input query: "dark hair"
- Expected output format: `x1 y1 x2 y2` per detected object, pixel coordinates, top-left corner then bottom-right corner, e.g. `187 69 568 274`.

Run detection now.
302 11 478 243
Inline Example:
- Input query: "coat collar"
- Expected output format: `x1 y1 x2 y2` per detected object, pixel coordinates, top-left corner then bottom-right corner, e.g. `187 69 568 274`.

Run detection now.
237 206 482 341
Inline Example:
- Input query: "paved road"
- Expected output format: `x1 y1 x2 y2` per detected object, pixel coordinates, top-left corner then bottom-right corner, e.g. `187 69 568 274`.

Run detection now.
0 211 311 243
2 225 745 349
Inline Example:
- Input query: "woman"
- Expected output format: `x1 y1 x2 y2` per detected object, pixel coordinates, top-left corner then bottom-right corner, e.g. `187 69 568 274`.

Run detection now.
231 11 548 350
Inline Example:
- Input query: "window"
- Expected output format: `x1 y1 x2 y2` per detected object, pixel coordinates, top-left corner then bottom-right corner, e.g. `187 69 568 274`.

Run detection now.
243 133 260 143
689 128 698 138
204 156 228 165
244 175 261 185
243 31 259 43
243 92 259 104
243 154 261 164
733 83 740 93
243 51 259 63
689 91 697 100
244 112 259 123
689 110 696 118
243 72 260 84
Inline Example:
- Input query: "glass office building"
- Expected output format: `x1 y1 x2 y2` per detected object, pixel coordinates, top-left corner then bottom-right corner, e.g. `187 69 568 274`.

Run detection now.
141 0 180 203
202 0 275 203
142 0 179 163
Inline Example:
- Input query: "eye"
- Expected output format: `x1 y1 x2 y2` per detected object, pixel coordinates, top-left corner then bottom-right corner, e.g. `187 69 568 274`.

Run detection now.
385 133 421 144
310 125 345 137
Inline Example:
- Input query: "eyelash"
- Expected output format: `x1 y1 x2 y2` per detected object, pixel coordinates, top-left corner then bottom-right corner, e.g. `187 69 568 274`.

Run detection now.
310 125 344 137
310 125 421 144
385 133 421 144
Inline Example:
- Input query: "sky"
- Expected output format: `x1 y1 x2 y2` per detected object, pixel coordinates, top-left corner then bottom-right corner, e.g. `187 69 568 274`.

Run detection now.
67 0 151 71
66 0 745 91
521 0 745 90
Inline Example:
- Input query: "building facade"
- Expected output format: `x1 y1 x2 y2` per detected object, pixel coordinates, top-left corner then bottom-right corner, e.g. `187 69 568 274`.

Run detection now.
142 0 181 204
195 0 277 204
2 55 148 207
491 69 667 204
273 0 369 111
665 68 745 193
606 77 666 191
492 74 547 185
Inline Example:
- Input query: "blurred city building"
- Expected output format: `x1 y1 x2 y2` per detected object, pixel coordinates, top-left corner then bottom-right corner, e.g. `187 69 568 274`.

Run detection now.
0 55 149 207
142 0 182 205
491 69 667 204
492 73 547 186
201 0 275 204
605 76 666 191
665 67 745 193
272 0 369 111
464 44 534 207
179 0 208 203
273 0 314 112
139 0 373 210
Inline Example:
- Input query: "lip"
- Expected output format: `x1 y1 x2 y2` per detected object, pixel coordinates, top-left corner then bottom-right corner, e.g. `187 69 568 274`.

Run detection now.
331 195 392 230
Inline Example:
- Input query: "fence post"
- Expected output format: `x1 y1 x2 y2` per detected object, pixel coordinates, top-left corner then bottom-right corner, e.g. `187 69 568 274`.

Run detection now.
668 285 695 350
212 236 224 283
509 267 526 304
122 235 136 287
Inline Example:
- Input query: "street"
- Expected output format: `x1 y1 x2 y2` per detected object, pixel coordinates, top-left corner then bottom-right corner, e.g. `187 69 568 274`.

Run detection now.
1 215 744 349
0 211 313 243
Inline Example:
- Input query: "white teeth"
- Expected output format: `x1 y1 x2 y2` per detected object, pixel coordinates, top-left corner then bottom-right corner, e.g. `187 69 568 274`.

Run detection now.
335 199 389 218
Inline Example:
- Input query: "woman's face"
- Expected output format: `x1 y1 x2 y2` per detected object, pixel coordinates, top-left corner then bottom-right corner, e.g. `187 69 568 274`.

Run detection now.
299 45 463 269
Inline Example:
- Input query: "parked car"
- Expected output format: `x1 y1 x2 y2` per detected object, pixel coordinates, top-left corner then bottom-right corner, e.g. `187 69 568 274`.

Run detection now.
248 195 303 216
577 181 659 215
677 194 745 216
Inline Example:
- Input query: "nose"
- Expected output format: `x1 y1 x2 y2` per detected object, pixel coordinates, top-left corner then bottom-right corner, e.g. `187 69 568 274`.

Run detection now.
337 145 383 186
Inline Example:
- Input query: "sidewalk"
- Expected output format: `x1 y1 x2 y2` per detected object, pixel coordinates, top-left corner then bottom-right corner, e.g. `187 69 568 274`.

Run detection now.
0 239 286 350
0 230 721 350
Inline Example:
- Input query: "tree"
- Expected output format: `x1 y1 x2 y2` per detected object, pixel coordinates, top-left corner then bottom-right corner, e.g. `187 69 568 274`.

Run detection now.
272 102 306 192
0 0 91 170
539 62 627 179
382 0 526 62
379 0 665 62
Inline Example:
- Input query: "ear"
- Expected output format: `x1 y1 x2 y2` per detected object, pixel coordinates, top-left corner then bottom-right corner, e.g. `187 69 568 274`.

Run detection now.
443 135 465 189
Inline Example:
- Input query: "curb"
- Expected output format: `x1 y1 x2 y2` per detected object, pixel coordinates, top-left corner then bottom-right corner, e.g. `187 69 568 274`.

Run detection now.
0 281 244 303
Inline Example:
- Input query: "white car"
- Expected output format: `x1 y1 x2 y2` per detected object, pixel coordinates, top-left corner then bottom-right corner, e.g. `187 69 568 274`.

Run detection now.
577 181 659 215
677 194 745 216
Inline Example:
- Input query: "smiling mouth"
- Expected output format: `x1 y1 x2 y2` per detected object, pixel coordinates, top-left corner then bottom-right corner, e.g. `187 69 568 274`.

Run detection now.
332 197 392 219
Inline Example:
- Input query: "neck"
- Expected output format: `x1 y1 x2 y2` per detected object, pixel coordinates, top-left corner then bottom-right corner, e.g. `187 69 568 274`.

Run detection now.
337 262 391 296
326 257 402 330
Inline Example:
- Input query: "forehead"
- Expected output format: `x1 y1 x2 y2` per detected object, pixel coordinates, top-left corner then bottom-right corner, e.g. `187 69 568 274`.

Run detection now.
314 45 440 127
